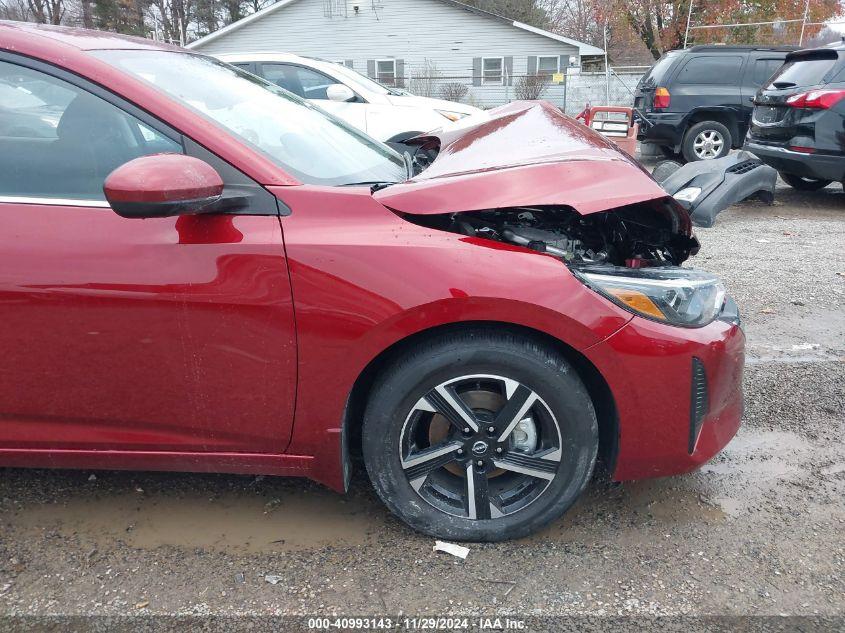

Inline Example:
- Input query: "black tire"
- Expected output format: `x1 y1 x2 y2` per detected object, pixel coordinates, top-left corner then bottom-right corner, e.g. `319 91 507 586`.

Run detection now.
361 329 598 541
779 172 833 191
682 121 732 162
652 159 683 184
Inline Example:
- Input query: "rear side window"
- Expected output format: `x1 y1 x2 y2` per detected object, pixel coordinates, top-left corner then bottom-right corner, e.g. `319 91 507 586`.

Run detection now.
751 58 784 86
640 52 680 87
767 56 837 89
676 56 744 85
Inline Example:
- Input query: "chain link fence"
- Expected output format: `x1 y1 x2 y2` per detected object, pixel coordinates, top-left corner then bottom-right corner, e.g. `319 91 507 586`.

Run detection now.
396 66 646 115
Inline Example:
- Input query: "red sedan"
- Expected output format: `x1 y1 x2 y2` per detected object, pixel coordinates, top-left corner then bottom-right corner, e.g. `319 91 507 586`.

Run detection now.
0 23 744 541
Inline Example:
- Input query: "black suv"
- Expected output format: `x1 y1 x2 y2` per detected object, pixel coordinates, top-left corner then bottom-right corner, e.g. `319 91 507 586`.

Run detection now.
746 42 845 190
635 45 795 162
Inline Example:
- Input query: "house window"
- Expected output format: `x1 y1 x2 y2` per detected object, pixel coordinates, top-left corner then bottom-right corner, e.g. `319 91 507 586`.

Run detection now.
482 57 504 85
537 55 559 77
376 59 396 86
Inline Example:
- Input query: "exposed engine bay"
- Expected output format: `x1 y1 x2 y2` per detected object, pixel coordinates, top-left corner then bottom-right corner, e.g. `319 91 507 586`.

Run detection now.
401 201 700 268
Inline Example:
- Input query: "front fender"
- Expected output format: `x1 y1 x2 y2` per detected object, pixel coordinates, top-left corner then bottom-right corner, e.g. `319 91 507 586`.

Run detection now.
272 185 632 489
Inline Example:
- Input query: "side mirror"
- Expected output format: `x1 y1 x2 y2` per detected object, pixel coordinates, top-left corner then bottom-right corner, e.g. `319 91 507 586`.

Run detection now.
326 83 356 103
104 154 225 219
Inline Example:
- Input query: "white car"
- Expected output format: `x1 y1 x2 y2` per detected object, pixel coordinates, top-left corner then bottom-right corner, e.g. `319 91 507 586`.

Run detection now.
214 53 481 144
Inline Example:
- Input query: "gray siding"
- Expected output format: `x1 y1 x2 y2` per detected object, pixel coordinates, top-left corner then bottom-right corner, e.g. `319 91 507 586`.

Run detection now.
192 0 579 107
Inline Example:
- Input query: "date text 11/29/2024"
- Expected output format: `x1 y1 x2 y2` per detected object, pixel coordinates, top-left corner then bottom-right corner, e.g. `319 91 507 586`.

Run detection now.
307 617 526 629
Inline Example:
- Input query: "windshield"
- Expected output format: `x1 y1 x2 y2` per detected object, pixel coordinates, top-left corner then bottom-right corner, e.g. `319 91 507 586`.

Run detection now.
640 51 680 88
0 82 48 109
766 55 839 89
93 50 406 186
325 62 403 96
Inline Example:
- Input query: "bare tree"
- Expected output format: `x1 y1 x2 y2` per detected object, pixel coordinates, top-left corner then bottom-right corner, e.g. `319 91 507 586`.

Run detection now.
149 0 192 44
0 0 33 20
79 0 92 26
28 0 65 23
409 60 441 98
514 73 549 100
439 82 469 103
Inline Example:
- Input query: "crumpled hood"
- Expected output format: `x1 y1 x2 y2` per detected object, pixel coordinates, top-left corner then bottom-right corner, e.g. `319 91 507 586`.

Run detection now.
374 100 670 216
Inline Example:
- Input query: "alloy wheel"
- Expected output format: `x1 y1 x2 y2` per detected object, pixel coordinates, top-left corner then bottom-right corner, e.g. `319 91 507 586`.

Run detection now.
692 130 725 160
398 374 562 520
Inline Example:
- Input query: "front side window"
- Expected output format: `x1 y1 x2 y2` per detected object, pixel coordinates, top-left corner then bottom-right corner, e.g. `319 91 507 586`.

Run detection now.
94 51 405 187
483 57 504 84
376 59 396 86
0 61 181 201
537 55 559 77
261 63 336 100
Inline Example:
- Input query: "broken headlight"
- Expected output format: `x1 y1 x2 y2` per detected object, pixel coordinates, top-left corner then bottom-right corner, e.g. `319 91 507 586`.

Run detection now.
573 265 726 327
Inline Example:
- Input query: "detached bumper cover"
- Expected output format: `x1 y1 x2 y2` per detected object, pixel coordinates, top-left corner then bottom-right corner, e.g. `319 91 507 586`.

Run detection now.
585 313 745 481
660 151 778 227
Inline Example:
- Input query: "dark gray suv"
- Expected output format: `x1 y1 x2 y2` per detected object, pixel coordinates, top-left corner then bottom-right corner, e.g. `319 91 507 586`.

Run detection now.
746 42 845 190
634 45 795 162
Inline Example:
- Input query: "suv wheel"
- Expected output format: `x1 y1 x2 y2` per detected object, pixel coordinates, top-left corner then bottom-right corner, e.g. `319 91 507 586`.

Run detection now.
362 329 598 541
779 172 833 191
682 121 731 162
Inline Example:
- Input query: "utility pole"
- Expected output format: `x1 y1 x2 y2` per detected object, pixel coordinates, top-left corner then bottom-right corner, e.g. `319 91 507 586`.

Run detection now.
799 0 810 46
684 0 694 48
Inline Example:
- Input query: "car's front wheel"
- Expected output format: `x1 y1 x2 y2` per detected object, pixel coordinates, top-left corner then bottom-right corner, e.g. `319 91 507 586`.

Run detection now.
362 329 598 541
779 172 833 191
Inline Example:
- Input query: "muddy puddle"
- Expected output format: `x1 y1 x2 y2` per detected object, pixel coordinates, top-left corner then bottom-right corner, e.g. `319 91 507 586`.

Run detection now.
532 428 822 540
694 429 818 517
5 430 829 552
9 482 387 553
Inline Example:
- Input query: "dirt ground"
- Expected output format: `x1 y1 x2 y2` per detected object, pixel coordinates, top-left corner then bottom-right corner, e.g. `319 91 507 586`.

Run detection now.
1 179 843 625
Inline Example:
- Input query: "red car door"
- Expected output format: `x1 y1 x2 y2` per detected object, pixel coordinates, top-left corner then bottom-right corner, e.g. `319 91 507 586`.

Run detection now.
0 60 297 455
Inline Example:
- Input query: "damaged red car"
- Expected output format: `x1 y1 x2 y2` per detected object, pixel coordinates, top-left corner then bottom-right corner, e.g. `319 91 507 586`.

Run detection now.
0 23 744 541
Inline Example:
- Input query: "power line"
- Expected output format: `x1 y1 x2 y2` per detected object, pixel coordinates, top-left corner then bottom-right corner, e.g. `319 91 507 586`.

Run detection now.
689 18 803 30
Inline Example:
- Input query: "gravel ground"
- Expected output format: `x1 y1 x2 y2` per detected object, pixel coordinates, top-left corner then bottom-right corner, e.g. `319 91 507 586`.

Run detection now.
0 177 843 627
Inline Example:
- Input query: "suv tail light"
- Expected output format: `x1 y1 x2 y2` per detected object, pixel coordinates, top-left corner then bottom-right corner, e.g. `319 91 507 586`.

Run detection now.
653 87 670 109
786 89 845 109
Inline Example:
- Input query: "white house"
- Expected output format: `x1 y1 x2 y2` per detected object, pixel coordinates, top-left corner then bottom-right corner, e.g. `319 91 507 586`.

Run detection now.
186 0 605 108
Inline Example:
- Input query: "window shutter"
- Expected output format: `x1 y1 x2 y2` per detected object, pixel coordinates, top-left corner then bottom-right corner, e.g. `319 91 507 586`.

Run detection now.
396 58 405 88
527 56 537 75
472 57 482 86
504 56 513 86
367 59 376 78
344 59 354 69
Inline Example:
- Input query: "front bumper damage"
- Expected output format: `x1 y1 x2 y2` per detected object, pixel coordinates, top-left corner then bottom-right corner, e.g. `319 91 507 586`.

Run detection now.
660 151 778 227
585 310 745 481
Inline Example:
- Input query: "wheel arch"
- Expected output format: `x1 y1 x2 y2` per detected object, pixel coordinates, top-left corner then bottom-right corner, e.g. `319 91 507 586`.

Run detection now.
341 320 620 480
384 130 425 144
684 109 740 147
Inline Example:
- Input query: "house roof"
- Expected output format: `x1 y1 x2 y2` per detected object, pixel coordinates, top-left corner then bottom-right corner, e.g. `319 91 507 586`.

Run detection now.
186 0 605 56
